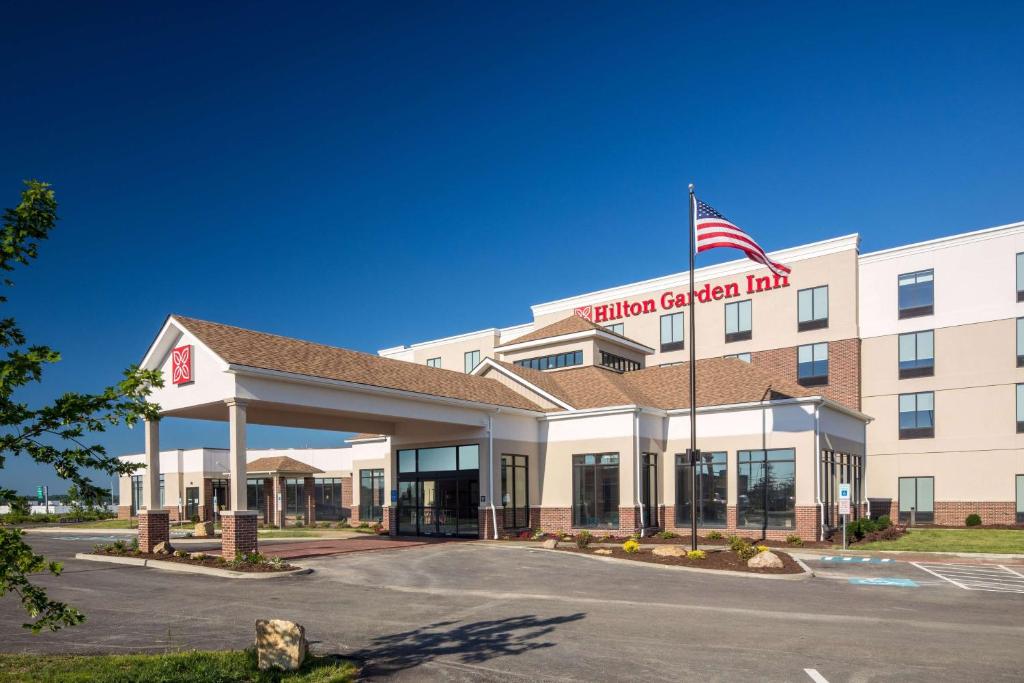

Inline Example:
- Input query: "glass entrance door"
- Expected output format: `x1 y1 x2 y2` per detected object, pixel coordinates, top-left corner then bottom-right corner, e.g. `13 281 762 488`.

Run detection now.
413 477 478 537
185 486 199 521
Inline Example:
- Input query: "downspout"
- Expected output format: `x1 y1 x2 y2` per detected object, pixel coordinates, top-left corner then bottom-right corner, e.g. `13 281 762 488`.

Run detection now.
862 419 870 519
488 410 500 540
814 402 823 542
635 409 645 536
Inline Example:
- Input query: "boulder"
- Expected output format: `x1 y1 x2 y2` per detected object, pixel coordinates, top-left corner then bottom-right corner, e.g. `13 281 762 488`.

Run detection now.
540 538 559 549
747 550 784 569
256 619 307 672
652 545 687 558
153 540 174 555
193 521 214 537
593 549 612 555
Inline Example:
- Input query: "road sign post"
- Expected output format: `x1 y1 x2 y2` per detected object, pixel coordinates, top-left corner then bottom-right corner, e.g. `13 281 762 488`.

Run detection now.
839 483 852 550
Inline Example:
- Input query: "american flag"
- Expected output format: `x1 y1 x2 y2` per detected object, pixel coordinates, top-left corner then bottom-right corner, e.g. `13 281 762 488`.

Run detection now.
694 197 791 277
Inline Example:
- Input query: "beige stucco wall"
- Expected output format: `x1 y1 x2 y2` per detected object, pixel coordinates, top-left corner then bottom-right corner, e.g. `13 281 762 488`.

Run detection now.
407 331 499 372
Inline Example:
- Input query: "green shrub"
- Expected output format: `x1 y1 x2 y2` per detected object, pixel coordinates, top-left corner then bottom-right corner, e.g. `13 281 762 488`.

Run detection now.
687 550 706 560
755 545 769 554
734 543 757 561
875 515 892 530
622 539 640 554
785 534 803 546
727 535 748 552
656 530 678 540
966 513 982 527
705 530 724 540
574 530 593 549
846 517 880 541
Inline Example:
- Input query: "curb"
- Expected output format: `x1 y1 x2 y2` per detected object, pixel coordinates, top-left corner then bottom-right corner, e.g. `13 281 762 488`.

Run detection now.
73 553 312 579
488 544 814 581
793 549 1024 561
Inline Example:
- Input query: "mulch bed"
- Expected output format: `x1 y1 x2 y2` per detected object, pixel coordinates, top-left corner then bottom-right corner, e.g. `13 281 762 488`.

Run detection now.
92 550 298 573
505 533 829 549
557 546 804 574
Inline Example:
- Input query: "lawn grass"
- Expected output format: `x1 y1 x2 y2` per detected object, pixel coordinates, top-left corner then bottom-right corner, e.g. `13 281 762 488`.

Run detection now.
0 649 356 683
856 528 1024 554
64 518 137 529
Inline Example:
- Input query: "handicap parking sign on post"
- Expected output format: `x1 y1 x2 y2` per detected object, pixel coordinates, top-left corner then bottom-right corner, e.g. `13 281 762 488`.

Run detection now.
838 483 851 516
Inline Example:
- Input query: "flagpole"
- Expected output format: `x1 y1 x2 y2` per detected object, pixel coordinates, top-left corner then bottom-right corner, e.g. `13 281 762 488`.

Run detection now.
688 183 698 552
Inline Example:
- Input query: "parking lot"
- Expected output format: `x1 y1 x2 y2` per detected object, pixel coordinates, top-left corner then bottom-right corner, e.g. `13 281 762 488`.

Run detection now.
1 536 1023 681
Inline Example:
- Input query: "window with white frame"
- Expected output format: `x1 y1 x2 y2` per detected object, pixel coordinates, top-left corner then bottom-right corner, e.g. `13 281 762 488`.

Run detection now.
426 357 441 368
464 350 480 373
660 312 684 352
898 269 934 319
797 343 828 385
898 330 934 378
899 391 934 439
797 285 828 331
724 300 752 342
605 323 624 336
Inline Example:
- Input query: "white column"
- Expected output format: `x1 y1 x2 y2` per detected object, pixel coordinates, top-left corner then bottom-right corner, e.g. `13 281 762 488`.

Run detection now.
226 399 248 510
142 419 160 510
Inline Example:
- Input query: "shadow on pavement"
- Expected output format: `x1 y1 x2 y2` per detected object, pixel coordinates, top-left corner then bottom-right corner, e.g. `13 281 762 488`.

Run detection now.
350 612 586 678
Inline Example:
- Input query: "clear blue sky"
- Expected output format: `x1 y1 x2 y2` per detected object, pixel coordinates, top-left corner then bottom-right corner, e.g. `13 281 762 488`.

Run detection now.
1 2 1022 495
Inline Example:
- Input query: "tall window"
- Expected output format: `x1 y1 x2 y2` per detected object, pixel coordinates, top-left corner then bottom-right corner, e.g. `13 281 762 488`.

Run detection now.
797 343 829 386
676 451 727 527
1017 384 1024 434
899 391 935 439
1017 253 1024 302
898 476 934 524
501 455 529 528
464 350 480 373
359 470 384 522
315 478 344 520
640 453 658 527
1017 318 1024 367
737 449 796 529
605 323 624 336
899 330 934 378
572 453 619 529
426 357 441 368
513 350 582 371
247 478 264 512
660 312 684 352
725 299 752 342
898 269 934 319
797 285 829 331
725 352 751 363
130 475 143 514
210 479 229 515
285 478 305 516
1017 475 1024 524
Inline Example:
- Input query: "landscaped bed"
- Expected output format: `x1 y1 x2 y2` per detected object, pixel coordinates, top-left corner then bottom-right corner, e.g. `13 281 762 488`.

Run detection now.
91 540 298 573
556 545 805 574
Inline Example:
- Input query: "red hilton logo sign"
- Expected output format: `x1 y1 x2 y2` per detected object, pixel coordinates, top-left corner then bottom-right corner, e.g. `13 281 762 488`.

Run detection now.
575 273 790 323
171 344 193 385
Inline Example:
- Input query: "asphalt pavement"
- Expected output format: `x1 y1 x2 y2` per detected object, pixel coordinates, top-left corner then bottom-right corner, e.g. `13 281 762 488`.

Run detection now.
1 535 1022 682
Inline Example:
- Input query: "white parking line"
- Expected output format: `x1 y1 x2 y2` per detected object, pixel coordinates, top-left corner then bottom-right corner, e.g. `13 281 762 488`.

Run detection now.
911 562 1024 593
804 668 830 683
999 565 1024 579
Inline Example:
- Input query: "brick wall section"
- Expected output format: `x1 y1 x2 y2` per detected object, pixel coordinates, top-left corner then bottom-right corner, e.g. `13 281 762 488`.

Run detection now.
934 501 1017 526
221 511 258 559
303 476 316 525
117 505 131 520
382 505 396 535
618 506 641 535
162 505 181 523
262 478 273 525
751 337 861 410
137 509 169 553
341 476 353 512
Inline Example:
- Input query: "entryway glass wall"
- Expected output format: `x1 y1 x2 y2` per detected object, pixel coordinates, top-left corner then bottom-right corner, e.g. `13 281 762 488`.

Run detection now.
397 444 480 537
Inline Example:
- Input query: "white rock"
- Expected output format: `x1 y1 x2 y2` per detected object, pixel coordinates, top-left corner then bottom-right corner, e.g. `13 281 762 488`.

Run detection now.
256 619 307 672
593 549 612 555
652 545 687 558
747 550 784 569
540 538 559 549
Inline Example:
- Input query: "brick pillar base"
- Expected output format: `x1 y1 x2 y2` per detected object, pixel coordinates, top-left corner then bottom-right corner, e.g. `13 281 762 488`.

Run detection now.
383 505 397 536
221 510 259 559
137 509 170 553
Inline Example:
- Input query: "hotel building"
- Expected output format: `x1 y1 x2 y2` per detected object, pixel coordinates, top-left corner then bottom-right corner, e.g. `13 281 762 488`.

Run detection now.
119 220 1023 556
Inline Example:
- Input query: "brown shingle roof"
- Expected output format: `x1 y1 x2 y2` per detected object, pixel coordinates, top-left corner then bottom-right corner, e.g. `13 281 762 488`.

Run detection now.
497 315 647 348
490 357 815 411
172 316 545 412
247 456 324 475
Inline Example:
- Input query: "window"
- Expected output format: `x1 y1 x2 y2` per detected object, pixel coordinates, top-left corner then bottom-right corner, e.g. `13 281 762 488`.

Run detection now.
1017 318 1024 367
1017 475 1024 524
315 477 344 520
725 299 752 342
464 350 480 373
359 470 384 522
737 449 796 529
898 269 934 318
572 453 619 529
899 330 934 378
210 479 229 514
130 475 143 514
426 357 441 368
676 451 727 527
725 353 751 363
899 391 935 439
285 478 304 516
1017 384 1024 434
797 343 829 386
247 478 264 512
797 285 829 331
605 323 624 336
660 312 685 352
501 455 529 528
640 453 658 527
513 349 583 371
898 476 934 524
1018 253 1024 302
599 351 641 372
397 445 479 474
159 474 165 509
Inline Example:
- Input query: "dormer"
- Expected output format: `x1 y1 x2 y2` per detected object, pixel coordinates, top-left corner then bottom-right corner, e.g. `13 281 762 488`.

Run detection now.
494 315 653 372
